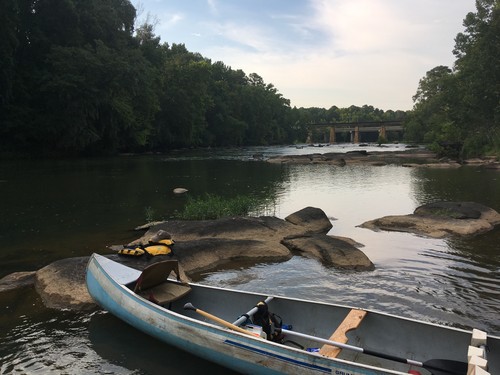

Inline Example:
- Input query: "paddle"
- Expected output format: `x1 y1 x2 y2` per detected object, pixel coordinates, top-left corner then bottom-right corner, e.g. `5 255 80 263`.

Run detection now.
183 303 259 337
184 302 467 375
279 328 468 375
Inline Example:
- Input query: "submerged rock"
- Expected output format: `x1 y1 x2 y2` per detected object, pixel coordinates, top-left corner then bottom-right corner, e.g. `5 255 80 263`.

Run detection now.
0 271 35 293
173 187 188 194
360 201 500 238
281 234 374 270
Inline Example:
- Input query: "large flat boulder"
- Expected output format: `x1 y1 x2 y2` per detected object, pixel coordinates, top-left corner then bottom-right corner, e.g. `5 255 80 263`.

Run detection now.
172 238 292 275
136 215 297 243
360 201 500 238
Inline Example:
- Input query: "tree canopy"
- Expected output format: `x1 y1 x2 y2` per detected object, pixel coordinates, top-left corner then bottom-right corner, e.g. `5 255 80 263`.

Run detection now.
405 0 500 158
0 0 408 157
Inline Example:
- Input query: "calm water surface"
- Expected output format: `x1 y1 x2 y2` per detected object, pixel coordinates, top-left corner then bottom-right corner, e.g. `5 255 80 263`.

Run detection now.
1 144 499 374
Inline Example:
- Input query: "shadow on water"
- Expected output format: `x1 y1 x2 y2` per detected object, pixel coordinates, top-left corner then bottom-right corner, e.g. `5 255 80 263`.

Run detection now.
88 312 237 375
0 286 235 374
0 156 287 278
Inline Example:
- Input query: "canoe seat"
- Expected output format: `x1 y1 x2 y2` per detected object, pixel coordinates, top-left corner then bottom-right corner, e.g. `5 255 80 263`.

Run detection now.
319 309 367 358
134 260 191 306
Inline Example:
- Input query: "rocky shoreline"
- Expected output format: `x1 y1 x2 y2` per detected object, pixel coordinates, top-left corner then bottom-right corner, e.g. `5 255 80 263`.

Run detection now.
267 147 500 169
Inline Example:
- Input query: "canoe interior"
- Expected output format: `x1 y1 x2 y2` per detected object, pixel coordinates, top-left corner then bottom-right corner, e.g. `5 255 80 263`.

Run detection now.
122 279 497 374
93 255 499 374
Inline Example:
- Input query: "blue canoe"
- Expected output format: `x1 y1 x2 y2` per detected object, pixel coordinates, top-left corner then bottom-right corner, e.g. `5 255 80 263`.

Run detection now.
85 253 499 375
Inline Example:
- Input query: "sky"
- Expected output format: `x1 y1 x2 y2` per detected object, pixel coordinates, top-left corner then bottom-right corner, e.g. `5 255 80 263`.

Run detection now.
134 0 477 111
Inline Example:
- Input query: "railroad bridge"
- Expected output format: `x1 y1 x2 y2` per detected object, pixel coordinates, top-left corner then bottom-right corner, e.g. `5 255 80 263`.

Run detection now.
307 121 404 143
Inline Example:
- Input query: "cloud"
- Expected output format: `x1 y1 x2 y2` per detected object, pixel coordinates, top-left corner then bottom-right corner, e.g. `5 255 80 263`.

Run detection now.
200 2 419 107
144 0 477 110
164 13 184 27
210 22 273 52
205 0 475 109
207 0 218 15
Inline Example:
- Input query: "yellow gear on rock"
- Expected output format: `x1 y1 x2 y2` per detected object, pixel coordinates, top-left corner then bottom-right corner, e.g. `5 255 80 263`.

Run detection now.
118 248 146 256
118 238 174 257
143 244 172 256
153 239 175 246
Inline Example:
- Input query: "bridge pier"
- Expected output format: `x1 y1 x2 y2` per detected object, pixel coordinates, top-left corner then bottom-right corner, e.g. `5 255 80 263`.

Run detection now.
379 126 386 140
329 127 336 144
353 126 359 143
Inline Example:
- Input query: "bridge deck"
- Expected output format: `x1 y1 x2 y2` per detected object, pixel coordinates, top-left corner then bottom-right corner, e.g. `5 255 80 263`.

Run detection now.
309 121 403 128
333 125 403 132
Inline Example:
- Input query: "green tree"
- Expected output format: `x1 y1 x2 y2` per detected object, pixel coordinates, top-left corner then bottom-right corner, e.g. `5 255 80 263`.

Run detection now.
205 62 248 146
1 0 159 155
453 0 500 156
152 44 212 149
240 74 291 145
405 66 457 145
407 0 500 158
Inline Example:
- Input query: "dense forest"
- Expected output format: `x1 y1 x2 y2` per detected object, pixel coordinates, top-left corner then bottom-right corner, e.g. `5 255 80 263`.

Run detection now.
0 0 498 157
405 0 499 158
0 0 404 156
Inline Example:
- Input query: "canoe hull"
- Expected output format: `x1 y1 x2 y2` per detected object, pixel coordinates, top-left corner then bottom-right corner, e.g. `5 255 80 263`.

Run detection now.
87 256 396 374
86 254 499 375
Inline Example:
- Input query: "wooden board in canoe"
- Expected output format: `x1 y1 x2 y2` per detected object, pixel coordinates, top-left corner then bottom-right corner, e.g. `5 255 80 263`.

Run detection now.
85 253 499 375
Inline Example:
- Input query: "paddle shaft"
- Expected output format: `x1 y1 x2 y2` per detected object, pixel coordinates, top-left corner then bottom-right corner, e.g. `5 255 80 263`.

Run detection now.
282 328 420 363
234 299 435 369
280 328 465 374
187 305 259 337
186 302 465 375
233 296 274 326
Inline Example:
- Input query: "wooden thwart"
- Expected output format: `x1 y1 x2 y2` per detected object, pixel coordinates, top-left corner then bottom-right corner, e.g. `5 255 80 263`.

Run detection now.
319 309 367 358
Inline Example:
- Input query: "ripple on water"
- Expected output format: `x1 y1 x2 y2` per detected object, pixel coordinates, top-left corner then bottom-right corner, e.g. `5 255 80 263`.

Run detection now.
201 248 500 335
0 311 133 375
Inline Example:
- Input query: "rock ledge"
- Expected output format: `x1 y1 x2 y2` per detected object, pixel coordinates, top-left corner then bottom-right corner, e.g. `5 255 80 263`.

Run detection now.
3 207 373 311
360 201 500 238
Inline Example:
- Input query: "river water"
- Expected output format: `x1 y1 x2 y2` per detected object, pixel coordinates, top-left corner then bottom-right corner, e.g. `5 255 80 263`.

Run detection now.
1 144 499 374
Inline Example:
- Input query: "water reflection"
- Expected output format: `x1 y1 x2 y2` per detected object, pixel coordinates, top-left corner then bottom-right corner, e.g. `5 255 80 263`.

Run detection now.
0 157 287 277
2 147 500 374
199 163 500 336
270 164 417 225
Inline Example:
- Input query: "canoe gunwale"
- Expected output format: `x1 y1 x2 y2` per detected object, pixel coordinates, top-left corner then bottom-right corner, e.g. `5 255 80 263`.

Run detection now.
86 253 499 375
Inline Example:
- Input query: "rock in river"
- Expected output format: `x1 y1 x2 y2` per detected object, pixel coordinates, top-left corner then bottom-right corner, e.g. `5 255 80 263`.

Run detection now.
359 201 500 238
3 207 374 311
